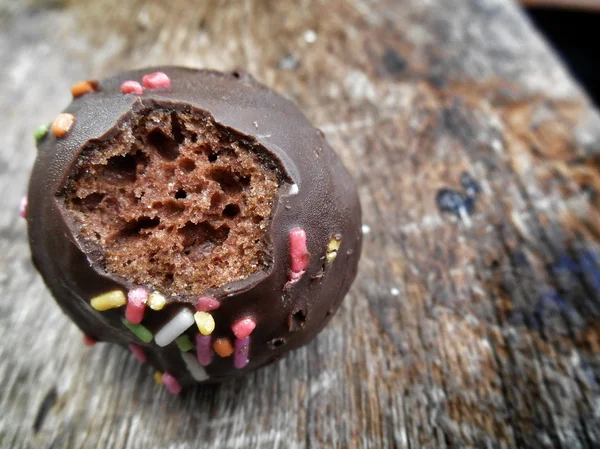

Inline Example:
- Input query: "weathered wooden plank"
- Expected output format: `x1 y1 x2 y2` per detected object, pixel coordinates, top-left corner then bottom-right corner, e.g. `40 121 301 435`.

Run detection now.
1 0 599 448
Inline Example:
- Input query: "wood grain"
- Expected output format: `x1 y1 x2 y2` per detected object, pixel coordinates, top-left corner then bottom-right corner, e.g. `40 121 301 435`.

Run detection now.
1 0 600 448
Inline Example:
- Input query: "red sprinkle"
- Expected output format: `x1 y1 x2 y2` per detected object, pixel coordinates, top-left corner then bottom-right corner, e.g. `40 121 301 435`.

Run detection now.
126 287 148 324
231 317 256 340
162 372 182 394
128 343 147 363
120 80 143 95
83 335 96 346
289 228 309 273
196 296 220 312
19 196 27 219
142 72 171 89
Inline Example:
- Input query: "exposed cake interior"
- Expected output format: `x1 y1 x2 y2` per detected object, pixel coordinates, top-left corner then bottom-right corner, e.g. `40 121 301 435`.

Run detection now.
63 105 281 295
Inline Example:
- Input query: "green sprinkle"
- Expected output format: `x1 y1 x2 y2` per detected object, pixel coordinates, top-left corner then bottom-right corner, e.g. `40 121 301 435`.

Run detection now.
176 335 193 352
34 125 48 142
122 318 153 343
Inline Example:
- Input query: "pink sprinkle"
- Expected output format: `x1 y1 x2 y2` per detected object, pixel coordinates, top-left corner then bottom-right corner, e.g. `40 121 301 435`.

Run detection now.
196 334 213 366
162 372 182 394
289 228 309 273
120 80 143 95
83 335 96 346
231 317 256 340
128 343 147 363
19 196 27 219
142 72 171 89
233 336 250 369
126 287 148 324
196 296 220 312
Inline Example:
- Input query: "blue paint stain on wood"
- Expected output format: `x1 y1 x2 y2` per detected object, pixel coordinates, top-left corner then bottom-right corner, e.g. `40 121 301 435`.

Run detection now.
460 171 482 197
436 189 474 216
436 172 481 217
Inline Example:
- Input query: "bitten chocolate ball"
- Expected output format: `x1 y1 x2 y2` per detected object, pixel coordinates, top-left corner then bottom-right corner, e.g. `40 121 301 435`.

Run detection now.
26 67 362 390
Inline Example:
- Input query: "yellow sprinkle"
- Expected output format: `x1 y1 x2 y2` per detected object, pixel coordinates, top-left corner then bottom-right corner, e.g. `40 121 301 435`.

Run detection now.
154 372 163 385
326 235 342 264
194 311 215 335
148 291 166 310
90 290 126 311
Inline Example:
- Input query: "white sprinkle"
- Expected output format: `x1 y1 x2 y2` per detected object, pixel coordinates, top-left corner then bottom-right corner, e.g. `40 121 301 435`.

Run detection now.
458 206 472 228
288 184 299 195
154 308 195 347
257 134 272 139
361 224 371 234
253 121 259 128
181 352 209 381
390 288 400 296
304 29 317 43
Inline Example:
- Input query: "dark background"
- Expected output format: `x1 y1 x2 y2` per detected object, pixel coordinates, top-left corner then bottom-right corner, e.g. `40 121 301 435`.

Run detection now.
527 6 600 105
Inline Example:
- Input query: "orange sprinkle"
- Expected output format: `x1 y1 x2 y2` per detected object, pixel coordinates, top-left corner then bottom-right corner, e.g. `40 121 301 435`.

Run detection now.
213 337 234 357
51 113 75 138
70 80 98 97
154 371 163 385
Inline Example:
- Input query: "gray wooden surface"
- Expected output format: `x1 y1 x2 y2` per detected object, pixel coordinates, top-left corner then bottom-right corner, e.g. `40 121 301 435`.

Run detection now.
2 0 600 448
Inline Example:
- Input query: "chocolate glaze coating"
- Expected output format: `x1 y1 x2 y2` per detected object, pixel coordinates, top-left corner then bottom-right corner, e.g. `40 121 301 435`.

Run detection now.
27 67 362 386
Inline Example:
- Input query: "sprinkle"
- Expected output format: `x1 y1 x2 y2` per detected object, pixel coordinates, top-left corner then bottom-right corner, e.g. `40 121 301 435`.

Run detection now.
34 125 48 142
326 234 342 264
176 335 193 352
195 296 220 312
196 334 213 365
289 227 309 275
91 290 126 311
194 311 215 336
154 308 195 347
148 291 166 310
142 72 171 89
19 196 27 219
126 287 148 324
122 319 153 343
234 337 250 369
154 372 163 385
213 337 234 358
231 317 256 340
288 184 299 195
120 80 143 95
128 343 147 363
181 352 209 381
51 113 75 138
71 80 97 97
83 335 96 346
162 372 182 394
361 224 371 235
